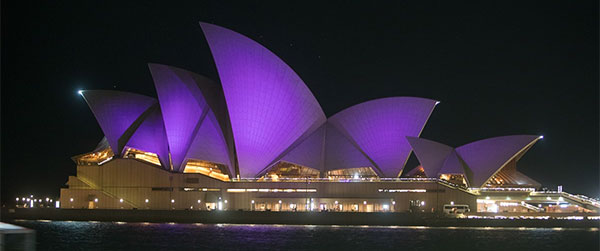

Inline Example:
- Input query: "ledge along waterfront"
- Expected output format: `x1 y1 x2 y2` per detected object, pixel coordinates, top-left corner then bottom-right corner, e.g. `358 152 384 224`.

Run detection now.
3 208 599 228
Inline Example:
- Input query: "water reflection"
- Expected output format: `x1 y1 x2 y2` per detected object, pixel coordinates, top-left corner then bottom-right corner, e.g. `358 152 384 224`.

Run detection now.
9 220 599 251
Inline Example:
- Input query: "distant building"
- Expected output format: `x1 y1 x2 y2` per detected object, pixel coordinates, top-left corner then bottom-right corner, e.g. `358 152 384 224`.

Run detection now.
61 23 599 214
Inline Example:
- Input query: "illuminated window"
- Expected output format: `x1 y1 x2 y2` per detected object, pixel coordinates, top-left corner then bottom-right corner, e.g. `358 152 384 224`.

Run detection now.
439 174 468 187
379 189 426 193
183 159 230 181
326 167 378 179
226 188 316 193
73 148 114 165
259 161 320 180
123 147 161 166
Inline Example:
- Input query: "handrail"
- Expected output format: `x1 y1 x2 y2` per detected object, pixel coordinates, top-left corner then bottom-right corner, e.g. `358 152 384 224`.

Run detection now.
76 176 138 208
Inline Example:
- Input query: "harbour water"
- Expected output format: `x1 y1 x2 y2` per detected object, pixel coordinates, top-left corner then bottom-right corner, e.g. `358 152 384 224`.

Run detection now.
9 220 600 250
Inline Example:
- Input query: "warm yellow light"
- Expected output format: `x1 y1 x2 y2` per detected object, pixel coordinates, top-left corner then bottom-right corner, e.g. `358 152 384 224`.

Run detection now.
183 160 230 181
227 189 246 193
122 148 161 166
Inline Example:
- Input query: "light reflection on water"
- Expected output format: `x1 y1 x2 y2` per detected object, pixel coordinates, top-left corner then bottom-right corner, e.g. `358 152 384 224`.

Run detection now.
9 220 600 251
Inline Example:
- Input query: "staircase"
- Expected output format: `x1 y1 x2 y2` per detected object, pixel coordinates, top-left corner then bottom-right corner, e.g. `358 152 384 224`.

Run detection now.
520 202 542 212
75 176 138 208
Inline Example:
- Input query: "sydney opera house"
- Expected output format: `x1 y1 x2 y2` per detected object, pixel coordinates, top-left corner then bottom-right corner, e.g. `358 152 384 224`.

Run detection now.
61 23 599 214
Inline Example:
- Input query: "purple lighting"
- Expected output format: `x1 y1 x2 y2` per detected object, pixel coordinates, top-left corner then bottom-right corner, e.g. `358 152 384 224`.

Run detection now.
406 136 454 177
125 106 170 169
80 23 541 186
185 110 233 174
438 150 465 175
407 135 541 187
329 97 437 177
200 22 326 177
324 123 375 172
149 64 212 172
81 90 158 156
279 125 327 172
456 135 541 187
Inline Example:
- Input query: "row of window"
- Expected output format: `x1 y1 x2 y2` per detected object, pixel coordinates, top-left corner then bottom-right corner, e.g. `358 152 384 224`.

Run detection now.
227 188 317 193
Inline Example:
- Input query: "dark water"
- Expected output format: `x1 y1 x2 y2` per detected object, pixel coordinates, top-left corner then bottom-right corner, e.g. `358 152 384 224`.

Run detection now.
9 220 600 250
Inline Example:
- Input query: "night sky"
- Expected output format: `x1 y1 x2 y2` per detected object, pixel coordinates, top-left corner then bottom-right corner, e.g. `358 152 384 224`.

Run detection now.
2 1 598 204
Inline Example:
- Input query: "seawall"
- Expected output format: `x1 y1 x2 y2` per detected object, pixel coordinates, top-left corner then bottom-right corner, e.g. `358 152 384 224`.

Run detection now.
2 208 599 228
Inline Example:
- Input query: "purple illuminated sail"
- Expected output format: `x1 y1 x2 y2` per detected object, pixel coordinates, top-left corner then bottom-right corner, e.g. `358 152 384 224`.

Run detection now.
200 22 326 177
439 150 466 175
81 90 157 156
278 125 326 171
149 64 211 172
185 110 233 174
324 124 375 172
329 97 437 177
455 135 542 187
125 106 170 169
406 136 453 177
